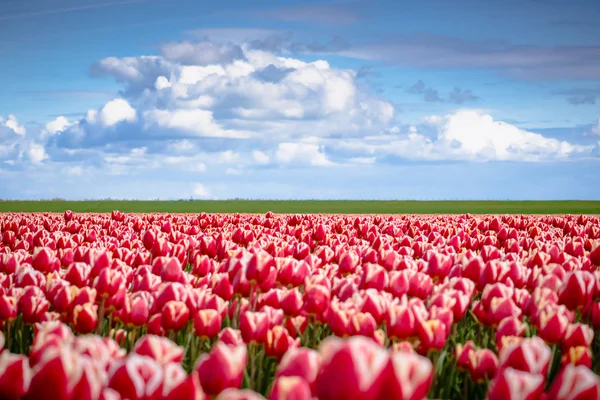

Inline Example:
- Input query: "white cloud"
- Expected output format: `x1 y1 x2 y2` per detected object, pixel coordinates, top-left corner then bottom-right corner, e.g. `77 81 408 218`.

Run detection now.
334 110 594 162
276 142 334 166
1 115 26 136
28 142 48 164
218 150 241 164
43 116 73 137
97 98 137 127
143 109 251 138
192 183 210 198
252 150 270 164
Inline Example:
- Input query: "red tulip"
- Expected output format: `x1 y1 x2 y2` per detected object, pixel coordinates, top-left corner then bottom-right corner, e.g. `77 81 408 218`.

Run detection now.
379 351 433 400
385 303 415 340
132 335 184 364
161 300 190 332
487 368 545 400
0 295 17 321
303 284 330 316
561 346 592 368
545 364 600 400
314 336 388 400
562 323 594 351
72 303 98 334
416 319 447 352
240 311 269 344
499 337 552 375
195 342 247 396
108 354 163 400
496 317 527 348
269 377 311 400
537 309 570 344
266 326 299 359
558 271 596 310
194 309 222 339
149 362 205 400
276 347 321 387
0 351 31 400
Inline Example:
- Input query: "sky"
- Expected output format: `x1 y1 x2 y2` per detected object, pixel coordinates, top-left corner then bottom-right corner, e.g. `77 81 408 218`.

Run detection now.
0 0 599 200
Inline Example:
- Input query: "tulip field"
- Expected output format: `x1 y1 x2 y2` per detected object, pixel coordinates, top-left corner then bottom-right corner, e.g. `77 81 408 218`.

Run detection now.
1 211 600 400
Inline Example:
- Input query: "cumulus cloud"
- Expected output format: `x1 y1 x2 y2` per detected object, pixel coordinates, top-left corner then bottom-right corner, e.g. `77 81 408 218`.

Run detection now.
27 142 48 164
28 35 595 181
1 115 26 136
276 142 333 167
252 150 270 164
43 116 73 137
334 110 594 162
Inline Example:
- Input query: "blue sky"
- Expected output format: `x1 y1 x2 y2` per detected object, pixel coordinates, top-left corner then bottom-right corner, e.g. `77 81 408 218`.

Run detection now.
0 0 599 200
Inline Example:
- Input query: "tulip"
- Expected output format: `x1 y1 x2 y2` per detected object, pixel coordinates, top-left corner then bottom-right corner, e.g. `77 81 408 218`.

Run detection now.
379 351 434 400
276 347 321 387
161 300 190 332
385 304 415 341
487 368 545 400
132 335 184 364
269 377 312 400
314 336 388 400
108 354 163 400
240 311 269 344
562 323 594 351
537 309 570 344
195 342 247 396
72 303 98 334
266 326 299 359
219 328 245 347
0 295 18 321
468 349 498 382
150 362 205 400
194 309 222 339
496 317 527 348
416 319 447 352
0 351 31 400
558 271 596 310
303 284 330 317
545 364 600 400
561 346 592 368
499 337 552 375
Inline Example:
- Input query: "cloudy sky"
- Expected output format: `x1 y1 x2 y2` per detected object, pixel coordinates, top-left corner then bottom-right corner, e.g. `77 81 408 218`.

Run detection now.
1 0 599 200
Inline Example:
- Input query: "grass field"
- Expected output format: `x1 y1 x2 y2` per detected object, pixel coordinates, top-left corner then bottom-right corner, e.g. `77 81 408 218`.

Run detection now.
0 200 599 214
